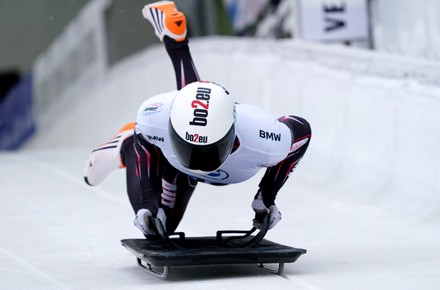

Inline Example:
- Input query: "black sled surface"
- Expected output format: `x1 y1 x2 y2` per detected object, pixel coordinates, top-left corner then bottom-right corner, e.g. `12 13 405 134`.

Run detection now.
121 215 306 278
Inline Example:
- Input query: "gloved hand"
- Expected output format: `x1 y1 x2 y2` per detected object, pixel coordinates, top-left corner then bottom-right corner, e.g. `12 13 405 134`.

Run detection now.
134 208 167 235
134 208 154 235
251 191 281 230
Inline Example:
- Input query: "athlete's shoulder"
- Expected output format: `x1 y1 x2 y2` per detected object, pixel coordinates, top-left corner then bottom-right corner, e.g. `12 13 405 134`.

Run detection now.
136 90 177 118
235 103 270 122
235 103 287 139
234 103 291 165
135 90 177 145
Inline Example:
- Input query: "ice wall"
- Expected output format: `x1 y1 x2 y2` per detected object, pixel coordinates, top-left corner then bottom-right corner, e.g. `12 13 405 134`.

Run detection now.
26 37 440 227
372 0 440 62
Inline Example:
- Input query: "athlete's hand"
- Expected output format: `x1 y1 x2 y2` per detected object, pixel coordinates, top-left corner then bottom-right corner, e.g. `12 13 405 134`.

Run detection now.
134 209 154 235
252 192 282 230
134 208 167 236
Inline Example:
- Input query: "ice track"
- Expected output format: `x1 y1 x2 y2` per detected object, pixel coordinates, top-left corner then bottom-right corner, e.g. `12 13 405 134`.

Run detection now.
2 37 440 289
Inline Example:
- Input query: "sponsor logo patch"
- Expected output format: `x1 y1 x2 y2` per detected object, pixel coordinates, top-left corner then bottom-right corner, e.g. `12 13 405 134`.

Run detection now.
204 169 229 180
185 132 208 143
259 130 281 141
141 103 163 116
146 134 164 142
189 87 211 126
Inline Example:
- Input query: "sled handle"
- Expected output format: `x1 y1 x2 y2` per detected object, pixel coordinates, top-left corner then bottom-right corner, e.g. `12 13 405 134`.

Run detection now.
151 214 269 249
217 214 270 247
150 217 185 249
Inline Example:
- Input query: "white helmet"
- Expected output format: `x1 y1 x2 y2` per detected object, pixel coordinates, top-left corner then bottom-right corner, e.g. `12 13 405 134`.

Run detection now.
169 81 235 172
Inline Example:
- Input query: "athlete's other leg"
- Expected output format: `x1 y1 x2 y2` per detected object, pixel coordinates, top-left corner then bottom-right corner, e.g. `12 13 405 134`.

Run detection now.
164 37 200 89
143 1 200 89
84 123 135 186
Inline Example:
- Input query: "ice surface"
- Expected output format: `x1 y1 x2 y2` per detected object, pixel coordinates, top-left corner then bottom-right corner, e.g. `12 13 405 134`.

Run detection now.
2 37 440 289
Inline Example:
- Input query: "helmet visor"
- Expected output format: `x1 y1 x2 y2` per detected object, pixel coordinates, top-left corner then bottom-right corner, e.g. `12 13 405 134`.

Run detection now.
169 124 235 172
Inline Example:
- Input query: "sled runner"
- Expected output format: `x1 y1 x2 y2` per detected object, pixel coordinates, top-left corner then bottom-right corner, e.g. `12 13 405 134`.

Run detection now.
121 215 306 279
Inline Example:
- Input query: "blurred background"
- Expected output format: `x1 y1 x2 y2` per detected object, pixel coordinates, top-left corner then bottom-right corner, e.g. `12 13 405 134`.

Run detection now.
1 0 440 150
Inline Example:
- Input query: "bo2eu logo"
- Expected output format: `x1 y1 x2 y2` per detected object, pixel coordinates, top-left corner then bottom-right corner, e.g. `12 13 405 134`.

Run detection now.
185 132 208 143
189 87 211 126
